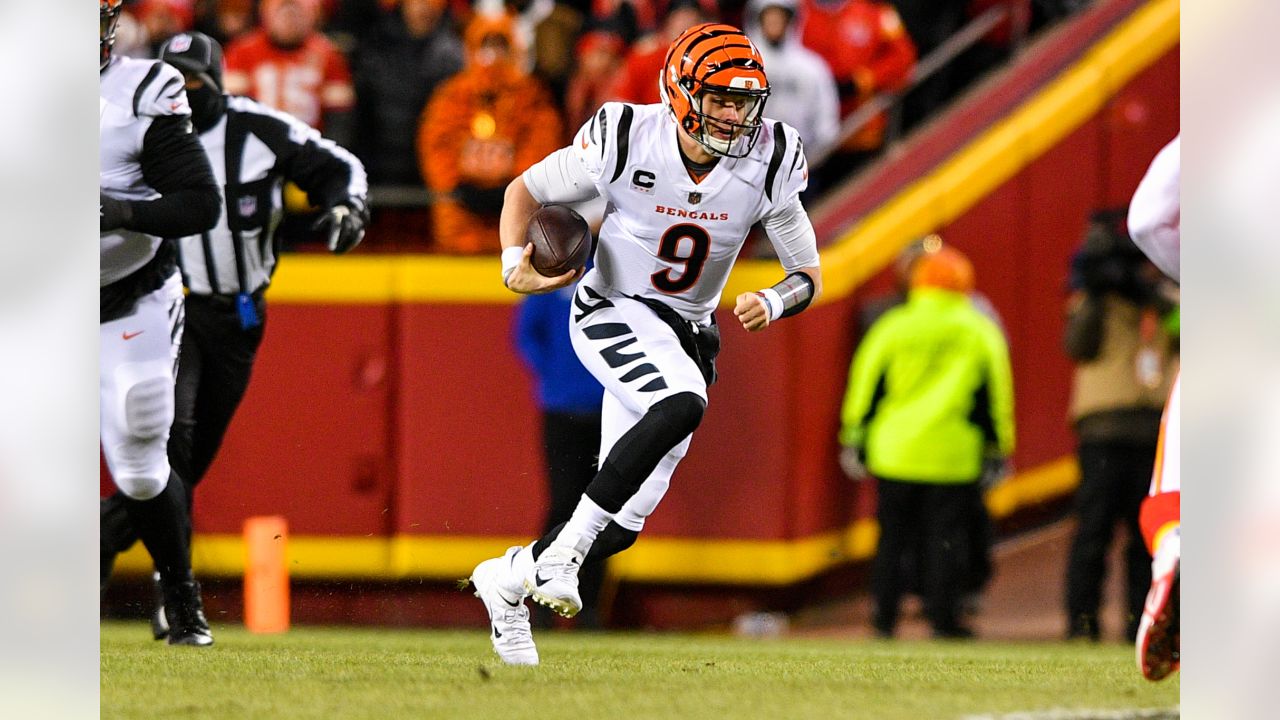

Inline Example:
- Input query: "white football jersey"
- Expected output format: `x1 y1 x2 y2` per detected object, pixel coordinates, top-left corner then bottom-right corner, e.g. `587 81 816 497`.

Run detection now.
532 102 815 322
99 56 192 286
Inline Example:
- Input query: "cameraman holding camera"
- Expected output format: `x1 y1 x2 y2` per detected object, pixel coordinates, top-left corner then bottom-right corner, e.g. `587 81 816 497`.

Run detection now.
1062 209 1179 642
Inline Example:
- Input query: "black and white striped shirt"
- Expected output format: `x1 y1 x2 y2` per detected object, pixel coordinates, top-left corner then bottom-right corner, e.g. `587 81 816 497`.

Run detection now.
177 95 367 297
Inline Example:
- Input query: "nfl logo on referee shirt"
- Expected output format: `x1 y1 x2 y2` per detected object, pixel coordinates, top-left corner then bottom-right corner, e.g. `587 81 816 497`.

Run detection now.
688 191 702 205
239 195 257 217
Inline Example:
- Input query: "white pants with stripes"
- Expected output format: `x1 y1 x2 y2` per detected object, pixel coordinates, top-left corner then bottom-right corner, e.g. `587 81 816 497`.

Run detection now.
568 284 708 532
100 271 185 500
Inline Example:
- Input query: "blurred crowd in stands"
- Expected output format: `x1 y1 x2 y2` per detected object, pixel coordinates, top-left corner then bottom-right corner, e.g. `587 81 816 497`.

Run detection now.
112 0 1094 252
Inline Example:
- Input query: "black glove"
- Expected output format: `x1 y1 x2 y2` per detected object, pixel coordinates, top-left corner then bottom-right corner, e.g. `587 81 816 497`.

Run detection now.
313 199 368 254
100 193 132 232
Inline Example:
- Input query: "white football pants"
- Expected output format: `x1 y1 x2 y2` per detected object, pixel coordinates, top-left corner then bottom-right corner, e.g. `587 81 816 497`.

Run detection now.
100 272 184 500
568 284 708 532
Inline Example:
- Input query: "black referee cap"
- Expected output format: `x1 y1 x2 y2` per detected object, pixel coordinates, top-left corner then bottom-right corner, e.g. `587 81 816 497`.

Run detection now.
159 31 224 92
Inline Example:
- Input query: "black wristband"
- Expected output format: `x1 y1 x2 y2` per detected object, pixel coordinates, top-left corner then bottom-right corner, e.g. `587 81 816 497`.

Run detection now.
774 271 816 318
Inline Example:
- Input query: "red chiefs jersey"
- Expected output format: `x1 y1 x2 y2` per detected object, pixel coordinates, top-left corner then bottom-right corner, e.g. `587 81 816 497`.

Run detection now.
800 0 915 98
608 39 667 106
223 30 354 131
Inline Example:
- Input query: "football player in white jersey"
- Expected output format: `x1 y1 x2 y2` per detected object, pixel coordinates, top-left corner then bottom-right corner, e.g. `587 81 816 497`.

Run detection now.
470 23 822 665
1128 135 1180 681
100 0 221 645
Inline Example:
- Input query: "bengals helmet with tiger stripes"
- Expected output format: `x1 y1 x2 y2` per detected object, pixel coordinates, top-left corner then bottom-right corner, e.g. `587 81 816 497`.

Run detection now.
660 23 770 158
101 0 124 70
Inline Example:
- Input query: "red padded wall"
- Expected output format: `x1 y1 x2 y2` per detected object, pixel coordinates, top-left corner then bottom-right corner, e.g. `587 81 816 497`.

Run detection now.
392 304 546 537
194 305 397 536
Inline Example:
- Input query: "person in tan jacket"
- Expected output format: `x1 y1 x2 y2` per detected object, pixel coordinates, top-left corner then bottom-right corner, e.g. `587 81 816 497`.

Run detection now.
417 12 562 254
1062 209 1179 642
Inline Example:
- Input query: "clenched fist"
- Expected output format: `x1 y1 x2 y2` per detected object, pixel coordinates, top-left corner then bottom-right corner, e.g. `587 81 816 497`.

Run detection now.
733 292 770 332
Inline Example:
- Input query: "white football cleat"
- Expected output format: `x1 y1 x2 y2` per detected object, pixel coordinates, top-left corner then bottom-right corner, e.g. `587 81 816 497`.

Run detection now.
526 544 584 618
472 547 538 666
1136 529 1180 681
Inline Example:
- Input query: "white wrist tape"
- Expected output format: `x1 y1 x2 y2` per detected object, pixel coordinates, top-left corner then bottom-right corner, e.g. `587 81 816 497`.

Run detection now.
501 246 524 286
758 288 784 321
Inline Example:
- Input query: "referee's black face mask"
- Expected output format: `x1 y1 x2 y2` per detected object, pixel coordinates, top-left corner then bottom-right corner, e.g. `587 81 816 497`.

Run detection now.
184 78 225 132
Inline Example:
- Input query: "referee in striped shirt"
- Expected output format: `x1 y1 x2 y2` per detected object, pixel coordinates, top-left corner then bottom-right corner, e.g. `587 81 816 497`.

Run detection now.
101 32 369 637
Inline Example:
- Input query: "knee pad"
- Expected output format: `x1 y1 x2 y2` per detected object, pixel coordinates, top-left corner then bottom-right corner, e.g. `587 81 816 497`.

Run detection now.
590 392 703 513
114 472 168 501
123 375 174 440
650 391 705 438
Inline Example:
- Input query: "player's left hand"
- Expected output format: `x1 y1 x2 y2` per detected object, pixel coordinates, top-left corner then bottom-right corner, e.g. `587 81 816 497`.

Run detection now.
315 200 369 254
734 292 770 332
505 243 581 294
100 193 132 232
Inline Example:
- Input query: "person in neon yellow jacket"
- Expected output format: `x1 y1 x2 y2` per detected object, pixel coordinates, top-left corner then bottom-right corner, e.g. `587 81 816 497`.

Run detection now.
838 245 1015 638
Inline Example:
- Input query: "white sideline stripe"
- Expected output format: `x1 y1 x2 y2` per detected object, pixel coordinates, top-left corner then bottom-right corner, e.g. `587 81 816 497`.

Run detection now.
961 708 1179 720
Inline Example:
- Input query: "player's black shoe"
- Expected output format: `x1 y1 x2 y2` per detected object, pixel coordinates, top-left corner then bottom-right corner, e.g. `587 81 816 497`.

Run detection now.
162 577 214 647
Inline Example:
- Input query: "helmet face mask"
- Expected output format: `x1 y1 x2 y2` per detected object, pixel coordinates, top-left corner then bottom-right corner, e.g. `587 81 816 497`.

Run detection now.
689 87 767 157
100 0 124 70
662 23 770 159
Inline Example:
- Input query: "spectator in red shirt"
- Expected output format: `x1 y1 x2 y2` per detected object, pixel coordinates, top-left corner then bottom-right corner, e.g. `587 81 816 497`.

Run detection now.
136 0 196 55
800 0 916 153
194 0 257 46
223 0 356 144
590 0 660 43
564 29 626 132
608 0 714 106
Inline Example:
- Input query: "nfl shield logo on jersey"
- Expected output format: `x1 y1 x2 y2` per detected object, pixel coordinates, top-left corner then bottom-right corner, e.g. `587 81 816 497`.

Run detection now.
688 192 702 205
239 195 257 217
169 34 193 53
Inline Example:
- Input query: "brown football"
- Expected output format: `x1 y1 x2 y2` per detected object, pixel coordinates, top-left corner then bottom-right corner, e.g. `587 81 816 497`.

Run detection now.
525 204 592 277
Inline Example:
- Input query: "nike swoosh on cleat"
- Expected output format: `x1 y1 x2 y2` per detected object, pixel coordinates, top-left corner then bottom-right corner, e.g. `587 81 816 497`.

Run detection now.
534 572 552 586
493 626 502 639
503 596 519 608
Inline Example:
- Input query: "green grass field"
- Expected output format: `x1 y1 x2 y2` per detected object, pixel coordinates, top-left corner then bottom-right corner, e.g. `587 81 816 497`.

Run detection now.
101 622 1178 719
